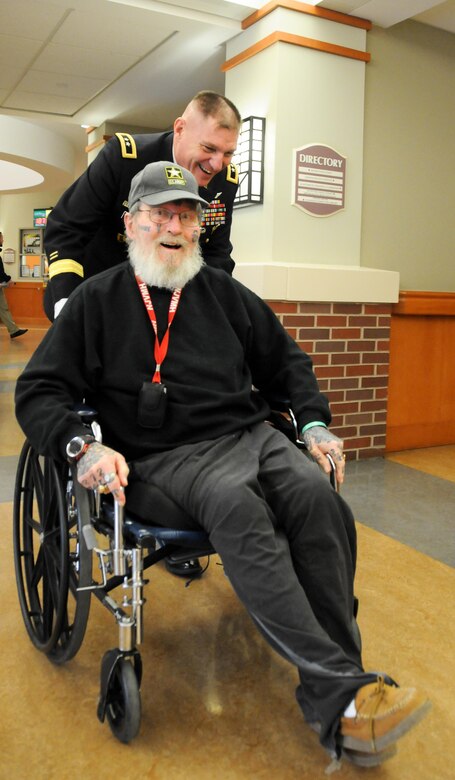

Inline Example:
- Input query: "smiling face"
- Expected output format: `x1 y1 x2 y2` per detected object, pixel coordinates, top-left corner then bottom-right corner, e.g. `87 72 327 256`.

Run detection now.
124 199 204 289
173 106 239 188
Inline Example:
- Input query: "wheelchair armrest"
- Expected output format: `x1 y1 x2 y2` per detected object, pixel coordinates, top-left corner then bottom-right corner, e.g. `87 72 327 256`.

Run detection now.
73 402 98 423
73 403 102 442
262 394 291 413
258 391 339 493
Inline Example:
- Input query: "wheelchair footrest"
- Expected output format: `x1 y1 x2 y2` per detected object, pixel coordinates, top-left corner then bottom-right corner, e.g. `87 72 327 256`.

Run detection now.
159 545 214 563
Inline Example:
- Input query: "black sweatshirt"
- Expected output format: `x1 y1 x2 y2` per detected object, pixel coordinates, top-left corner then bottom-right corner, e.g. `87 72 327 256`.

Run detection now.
0 255 11 283
15 263 331 463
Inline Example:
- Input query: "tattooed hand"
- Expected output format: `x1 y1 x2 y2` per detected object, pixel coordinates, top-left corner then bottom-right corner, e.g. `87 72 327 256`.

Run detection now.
77 441 129 506
301 425 345 485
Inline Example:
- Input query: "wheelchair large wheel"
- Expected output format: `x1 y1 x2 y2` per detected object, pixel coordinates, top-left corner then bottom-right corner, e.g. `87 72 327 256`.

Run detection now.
106 658 141 743
13 441 92 664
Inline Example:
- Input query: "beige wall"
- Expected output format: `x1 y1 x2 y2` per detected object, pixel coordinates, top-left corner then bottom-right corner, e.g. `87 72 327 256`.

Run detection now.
227 10 454 302
361 20 455 292
225 6 398 303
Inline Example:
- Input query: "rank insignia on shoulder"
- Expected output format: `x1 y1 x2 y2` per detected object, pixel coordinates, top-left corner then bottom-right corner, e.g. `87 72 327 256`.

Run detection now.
115 132 137 159
226 163 239 184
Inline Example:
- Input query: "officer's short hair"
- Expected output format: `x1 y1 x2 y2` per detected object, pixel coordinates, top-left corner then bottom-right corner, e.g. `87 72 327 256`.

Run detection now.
191 91 241 131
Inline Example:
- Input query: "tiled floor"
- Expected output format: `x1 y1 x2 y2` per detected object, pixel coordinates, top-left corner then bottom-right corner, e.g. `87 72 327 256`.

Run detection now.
1 325 454 780
341 455 455 567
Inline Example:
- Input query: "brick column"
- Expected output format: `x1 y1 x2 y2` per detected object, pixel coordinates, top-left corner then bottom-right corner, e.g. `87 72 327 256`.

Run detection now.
268 300 392 459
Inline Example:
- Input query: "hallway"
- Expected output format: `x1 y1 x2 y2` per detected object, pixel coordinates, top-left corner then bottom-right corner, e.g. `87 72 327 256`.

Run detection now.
1 325 454 780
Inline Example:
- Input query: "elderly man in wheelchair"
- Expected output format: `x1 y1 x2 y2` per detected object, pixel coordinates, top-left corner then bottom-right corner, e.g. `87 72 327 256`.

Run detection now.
14 160 429 765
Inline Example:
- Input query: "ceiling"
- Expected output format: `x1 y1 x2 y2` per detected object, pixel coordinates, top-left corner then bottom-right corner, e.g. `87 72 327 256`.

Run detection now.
0 0 454 190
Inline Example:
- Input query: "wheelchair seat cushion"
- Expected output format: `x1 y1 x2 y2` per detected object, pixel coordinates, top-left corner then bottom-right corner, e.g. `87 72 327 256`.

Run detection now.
122 480 214 552
126 480 201 531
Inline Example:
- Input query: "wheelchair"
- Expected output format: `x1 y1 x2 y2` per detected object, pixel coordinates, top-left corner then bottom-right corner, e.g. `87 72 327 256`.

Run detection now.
12 401 340 744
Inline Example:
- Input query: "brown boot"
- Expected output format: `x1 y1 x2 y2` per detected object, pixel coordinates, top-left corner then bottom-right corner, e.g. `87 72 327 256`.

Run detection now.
308 719 397 766
342 744 397 767
339 675 431 754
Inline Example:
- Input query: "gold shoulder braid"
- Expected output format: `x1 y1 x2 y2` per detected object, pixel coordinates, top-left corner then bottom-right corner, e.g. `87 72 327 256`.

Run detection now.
48 259 84 279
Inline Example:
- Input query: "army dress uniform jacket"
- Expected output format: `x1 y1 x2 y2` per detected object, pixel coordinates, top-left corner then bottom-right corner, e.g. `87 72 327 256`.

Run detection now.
43 131 239 319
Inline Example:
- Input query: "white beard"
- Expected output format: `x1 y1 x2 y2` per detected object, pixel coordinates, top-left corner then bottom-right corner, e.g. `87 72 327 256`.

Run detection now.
128 234 204 290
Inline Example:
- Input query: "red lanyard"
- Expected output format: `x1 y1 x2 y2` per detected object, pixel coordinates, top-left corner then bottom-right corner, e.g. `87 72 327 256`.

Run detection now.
135 275 181 383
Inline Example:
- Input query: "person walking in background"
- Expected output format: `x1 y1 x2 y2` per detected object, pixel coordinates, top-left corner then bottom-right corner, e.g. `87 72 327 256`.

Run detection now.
0 232 28 339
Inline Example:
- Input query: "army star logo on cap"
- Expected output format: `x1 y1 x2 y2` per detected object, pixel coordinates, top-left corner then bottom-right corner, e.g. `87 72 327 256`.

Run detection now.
165 166 186 185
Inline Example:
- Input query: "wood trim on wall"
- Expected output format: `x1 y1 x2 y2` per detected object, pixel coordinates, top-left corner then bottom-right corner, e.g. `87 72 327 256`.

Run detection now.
85 135 112 154
5 282 48 326
242 1 372 31
386 291 455 451
222 30 370 72
392 290 455 316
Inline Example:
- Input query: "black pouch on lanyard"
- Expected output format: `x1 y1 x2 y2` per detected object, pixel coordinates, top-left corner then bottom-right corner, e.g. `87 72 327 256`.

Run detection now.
137 382 168 428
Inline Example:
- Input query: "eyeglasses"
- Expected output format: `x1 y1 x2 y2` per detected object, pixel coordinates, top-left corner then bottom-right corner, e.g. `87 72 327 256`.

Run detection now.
137 207 201 227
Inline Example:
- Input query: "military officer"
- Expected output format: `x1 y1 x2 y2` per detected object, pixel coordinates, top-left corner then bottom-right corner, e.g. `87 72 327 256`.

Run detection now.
44 90 241 320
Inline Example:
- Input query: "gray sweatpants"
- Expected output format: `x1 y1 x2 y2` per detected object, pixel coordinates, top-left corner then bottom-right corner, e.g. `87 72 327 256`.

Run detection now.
131 423 378 755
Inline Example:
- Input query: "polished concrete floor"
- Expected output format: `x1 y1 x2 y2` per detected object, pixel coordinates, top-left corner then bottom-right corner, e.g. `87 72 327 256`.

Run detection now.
1 326 454 780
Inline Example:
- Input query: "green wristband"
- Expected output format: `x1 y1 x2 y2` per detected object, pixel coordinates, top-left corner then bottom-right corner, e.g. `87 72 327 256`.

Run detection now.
301 421 328 436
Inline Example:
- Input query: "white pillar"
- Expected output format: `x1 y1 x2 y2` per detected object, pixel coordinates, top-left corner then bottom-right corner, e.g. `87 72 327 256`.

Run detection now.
223 3 398 303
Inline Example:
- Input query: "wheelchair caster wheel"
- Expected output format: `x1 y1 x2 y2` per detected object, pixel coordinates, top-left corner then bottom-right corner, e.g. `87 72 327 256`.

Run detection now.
106 658 141 743
103 656 141 743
